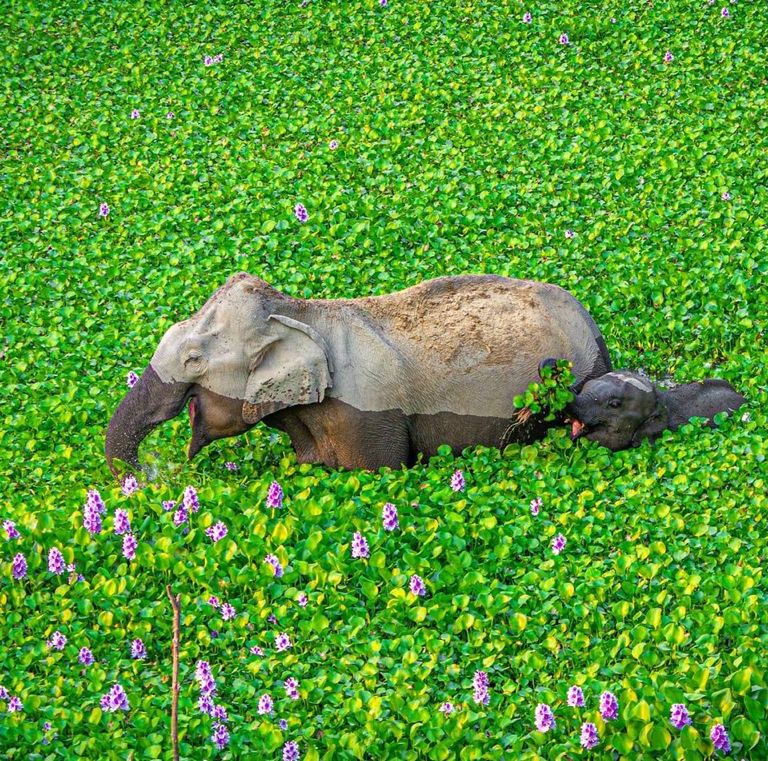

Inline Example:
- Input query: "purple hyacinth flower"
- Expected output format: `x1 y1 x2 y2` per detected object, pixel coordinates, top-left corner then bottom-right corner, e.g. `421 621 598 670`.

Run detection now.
409 574 426 597
123 533 138 561
48 547 66 575
43 721 51 731
535 703 556 732
208 595 220 608
473 686 490 705
212 705 228 722
126 371 139 388
268 614 278 625
221 603 236 621
559 33 570 45
279 718 288 730
284 677 300 700
87 489 107 514
258 693 274 715
580 722 599 749
3 520 20 539
294 203 309 223
439 701 455 715
162 500 176 511
195 660 213 682
99 202 110 218
122 473 139 497
382 502 399 531
267 481 284 509
450 469 465 492
721 191 732 201
552 533 567 555
565 229 576 239
224 461 237 472
250 645 264 656
523 12 532 23
721 7 730 17
265 554 284 577
351 531 369 559
183 486 199 512
173 506 188 526
211 722 230 750
530 497 542 516
130 638 147 659
567 685 585 707
664 50 674 63
380 0 388 6
213 54 223 64
114 509 131 535
275 632 292 651
472 671 490 705
297 592 308 607
47 631 67 650
198 695 214 714
710 724 731 753
204 55 214 66
329 139 339 150
283 741 300 761
100 693 112 711
130 109 140 119
206 521 228 542
0 686 8 700
79 647 94 666
83 502 102 535
8 696 23 713
600 691 619 720
12 553 27 580
105 684 130 712
166 111 175 119
670 703 692 729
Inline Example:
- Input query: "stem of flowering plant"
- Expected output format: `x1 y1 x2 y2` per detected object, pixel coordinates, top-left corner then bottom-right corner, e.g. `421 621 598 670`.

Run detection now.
166 585 181 761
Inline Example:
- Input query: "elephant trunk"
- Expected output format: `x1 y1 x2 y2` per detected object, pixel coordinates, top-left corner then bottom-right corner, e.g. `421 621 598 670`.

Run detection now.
105 365 189 476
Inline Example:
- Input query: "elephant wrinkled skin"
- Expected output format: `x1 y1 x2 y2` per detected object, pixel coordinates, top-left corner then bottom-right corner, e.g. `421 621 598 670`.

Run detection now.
105 273 613 473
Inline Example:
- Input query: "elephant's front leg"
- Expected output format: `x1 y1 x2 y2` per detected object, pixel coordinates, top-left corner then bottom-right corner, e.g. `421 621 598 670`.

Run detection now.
286 399 412 470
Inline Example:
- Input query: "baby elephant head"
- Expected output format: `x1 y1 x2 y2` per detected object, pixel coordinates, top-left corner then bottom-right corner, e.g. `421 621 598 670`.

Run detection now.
567 371 745 451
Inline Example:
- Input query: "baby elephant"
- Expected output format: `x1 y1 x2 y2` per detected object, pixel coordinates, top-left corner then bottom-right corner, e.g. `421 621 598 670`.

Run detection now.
566 371 746 451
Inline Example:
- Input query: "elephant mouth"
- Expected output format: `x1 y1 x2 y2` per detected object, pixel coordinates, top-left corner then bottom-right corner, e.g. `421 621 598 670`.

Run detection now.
565 416 588 440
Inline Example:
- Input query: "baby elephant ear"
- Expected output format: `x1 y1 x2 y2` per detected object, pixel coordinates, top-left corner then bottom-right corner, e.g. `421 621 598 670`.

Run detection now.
242 315 335 425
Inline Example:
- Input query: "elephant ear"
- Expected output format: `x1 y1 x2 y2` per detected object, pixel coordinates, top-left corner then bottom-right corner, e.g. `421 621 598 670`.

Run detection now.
242 314 334 425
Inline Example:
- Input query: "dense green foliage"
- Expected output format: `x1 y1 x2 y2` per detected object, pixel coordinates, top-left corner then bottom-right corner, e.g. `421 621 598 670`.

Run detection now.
2 0 766 758
513 360 576 422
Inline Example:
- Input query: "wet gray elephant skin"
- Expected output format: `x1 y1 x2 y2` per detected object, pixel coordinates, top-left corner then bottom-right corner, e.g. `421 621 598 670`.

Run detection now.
567 371 746 451
105 273 612 473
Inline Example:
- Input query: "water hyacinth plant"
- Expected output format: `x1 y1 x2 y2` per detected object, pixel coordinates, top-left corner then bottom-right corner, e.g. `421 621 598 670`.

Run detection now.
2 2 767 757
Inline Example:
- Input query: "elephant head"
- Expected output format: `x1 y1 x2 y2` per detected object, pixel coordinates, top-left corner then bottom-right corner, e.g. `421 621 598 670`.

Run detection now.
566 370 745 450
105 274 334 475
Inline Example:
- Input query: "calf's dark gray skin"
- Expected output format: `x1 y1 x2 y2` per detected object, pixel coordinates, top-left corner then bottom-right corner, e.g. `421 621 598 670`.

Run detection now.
566 371 746 451
105 273 612 473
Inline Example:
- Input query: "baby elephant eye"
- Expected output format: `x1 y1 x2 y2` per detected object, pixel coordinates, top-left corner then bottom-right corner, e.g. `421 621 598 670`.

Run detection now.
608 399 622 409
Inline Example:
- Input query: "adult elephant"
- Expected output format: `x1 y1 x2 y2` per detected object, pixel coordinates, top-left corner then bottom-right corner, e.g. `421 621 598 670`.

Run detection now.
105 273 611 472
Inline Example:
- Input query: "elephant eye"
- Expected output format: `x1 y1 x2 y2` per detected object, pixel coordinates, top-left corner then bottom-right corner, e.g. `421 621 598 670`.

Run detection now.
608 398 622 408
185 352 203 368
